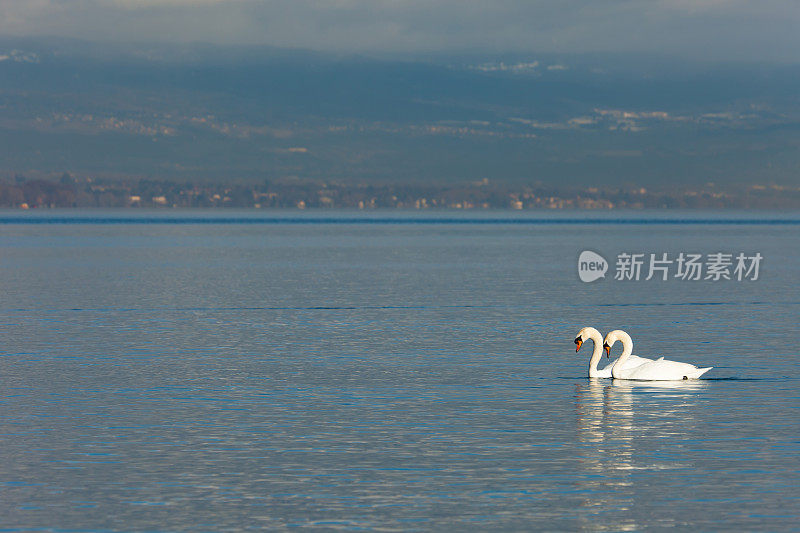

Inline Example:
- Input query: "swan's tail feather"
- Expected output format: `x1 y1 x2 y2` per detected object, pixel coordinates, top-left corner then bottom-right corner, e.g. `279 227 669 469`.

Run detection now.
685 367 713 379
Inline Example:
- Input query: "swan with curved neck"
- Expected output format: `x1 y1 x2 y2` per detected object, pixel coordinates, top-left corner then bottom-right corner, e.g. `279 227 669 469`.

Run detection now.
603 330 712 380
574 327 652 378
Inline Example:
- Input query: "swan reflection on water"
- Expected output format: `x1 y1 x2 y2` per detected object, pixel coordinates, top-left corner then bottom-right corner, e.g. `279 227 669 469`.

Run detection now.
609 379 709 391
573 379 707 530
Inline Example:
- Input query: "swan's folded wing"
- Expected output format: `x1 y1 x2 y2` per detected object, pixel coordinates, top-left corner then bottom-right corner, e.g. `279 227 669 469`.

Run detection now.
624 360 705 381
602 355 655 376
618 354 654 370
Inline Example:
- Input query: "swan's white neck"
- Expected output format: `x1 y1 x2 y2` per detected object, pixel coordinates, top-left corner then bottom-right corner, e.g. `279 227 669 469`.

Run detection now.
585 329 605 378
610 332 633 379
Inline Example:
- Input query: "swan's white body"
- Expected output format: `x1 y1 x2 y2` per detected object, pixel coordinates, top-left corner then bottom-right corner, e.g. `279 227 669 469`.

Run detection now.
604 330 712 381
575 327 653 378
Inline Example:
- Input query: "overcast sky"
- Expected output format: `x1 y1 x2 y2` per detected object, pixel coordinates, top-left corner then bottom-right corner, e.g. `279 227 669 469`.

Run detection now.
1 0 798 62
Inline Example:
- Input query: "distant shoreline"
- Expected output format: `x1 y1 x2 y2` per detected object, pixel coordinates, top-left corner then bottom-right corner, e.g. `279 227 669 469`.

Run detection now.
2 176 799 210
2 212 799 226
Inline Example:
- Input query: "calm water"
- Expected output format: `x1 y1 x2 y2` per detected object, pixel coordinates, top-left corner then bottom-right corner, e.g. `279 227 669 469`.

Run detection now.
0 210 798 531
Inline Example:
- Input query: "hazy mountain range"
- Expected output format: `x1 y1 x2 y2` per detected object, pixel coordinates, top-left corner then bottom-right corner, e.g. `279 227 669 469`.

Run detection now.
1 38 799 189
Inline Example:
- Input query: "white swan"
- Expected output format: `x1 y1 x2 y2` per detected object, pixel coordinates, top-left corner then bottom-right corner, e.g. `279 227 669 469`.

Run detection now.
603 330 713 381
574 327 653 378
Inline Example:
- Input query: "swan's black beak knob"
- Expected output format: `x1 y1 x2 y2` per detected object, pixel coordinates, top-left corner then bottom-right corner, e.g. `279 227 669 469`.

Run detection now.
603 343 611 358
574 337 582 352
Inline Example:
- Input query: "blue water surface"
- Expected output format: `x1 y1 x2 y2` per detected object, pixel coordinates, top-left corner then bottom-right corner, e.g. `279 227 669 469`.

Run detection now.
0 210 798 530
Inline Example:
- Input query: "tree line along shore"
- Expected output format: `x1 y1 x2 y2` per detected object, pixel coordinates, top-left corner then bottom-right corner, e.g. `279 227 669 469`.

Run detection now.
1 175 797 209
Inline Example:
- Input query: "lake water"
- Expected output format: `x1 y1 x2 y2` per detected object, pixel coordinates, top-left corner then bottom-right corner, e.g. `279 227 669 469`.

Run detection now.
0 210 798 530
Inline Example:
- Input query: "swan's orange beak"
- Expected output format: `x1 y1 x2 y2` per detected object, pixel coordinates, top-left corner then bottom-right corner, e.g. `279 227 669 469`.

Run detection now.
575 339 582 352
603 343 611 357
